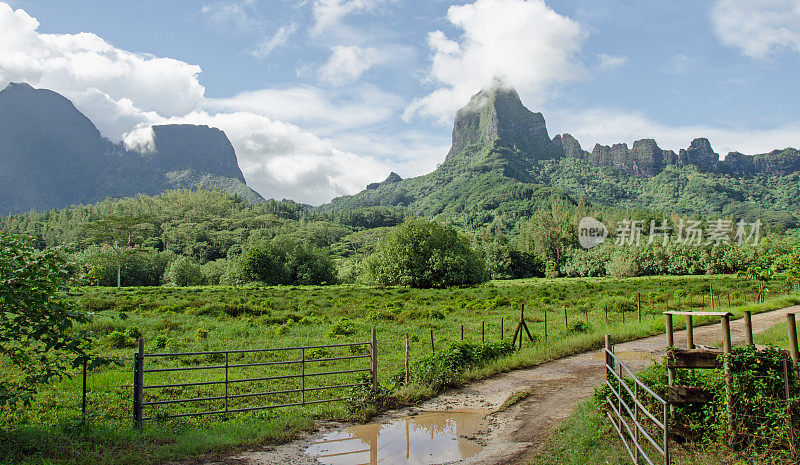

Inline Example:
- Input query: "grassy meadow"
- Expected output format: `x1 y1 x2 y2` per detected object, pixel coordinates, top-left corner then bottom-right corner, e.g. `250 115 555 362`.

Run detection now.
1 274 799 465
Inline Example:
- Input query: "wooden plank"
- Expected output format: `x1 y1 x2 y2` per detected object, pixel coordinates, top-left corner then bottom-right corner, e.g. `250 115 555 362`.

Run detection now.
663 311 731 317
668 385 714 404
667 348 723 369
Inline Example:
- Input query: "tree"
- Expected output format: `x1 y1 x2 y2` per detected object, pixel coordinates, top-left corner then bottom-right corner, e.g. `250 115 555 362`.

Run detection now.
240 237 337 285
0 233 89 407
362 219 487 288
83 214 153 287
164 256 204 286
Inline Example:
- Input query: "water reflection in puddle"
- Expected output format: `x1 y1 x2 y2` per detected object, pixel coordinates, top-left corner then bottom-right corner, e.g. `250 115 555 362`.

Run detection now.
305 409 487 465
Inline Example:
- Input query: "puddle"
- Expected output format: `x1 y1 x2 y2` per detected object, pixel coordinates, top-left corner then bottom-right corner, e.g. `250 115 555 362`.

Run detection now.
594 350 656 362
305 409 487 465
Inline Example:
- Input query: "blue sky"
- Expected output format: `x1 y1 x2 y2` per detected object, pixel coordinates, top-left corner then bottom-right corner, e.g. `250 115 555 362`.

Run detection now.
2 0 800 204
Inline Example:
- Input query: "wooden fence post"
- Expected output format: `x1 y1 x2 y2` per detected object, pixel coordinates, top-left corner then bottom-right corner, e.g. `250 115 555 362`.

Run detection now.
371 328 378 390
430 329 435 355
788 313 800 363
501 317 504 340
604 304 608 324
133 338 144 430
710 285 714 312
604 334 613 376
544 306 548 341
744 311 753 346
404 333 409 385
686 314 694 349
637 293 642 322
461 324 464 341
482 321 485 343
721 314 733 445
564 305 568 330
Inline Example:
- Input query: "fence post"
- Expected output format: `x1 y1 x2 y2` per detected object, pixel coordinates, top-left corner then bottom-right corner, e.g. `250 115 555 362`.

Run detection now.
371 328 378 391
225 352 229 412
637 292 642 323
482 321 485 343
604 304 608 324
788 313 800 363
404 333 409 386
710 285 714 312
544 306 548 341
686 314 694 349
430 329 435 355
82 359 88 425
721 314 733 446
301 348 306 404
133 338 144 430
501 317 504 340
744 311 753 346
461 324 464 341
604 334 612 377
564 305 568 330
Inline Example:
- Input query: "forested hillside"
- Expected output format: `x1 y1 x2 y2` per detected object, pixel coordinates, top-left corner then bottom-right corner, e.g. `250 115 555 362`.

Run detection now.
324 87 800 233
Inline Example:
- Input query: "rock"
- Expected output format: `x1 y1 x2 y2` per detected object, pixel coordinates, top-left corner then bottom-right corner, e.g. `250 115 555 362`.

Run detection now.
367 172 403 190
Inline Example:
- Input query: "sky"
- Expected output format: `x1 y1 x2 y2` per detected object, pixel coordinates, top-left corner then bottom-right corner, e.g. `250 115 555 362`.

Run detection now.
1 0 800 205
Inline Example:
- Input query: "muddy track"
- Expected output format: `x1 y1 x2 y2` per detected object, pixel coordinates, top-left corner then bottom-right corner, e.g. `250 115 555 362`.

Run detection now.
199 306 797 465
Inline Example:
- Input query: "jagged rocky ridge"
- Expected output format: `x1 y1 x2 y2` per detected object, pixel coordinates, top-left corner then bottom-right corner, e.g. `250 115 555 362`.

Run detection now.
0 82 263 214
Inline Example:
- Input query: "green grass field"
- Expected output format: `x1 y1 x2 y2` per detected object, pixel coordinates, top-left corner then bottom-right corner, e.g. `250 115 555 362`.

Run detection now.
1 274 797 465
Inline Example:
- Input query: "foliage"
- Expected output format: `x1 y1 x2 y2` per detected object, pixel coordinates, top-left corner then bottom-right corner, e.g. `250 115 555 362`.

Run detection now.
399 341 514 391
163 256 203 286
362 219 488 288
0 233 89 407
240 237 337 285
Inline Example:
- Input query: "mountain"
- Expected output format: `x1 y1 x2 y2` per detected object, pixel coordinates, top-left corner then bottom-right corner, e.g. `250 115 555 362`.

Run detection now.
324 86 800 231
0 82 263 214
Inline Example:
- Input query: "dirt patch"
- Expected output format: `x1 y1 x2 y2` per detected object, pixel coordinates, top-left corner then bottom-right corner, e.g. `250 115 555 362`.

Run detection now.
201 306 797 465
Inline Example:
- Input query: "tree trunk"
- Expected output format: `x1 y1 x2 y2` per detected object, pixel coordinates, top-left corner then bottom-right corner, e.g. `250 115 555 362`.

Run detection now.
117 262 121 288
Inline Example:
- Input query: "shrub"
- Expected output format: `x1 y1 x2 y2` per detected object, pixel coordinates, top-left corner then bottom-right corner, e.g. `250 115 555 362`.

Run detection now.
164 256 203 286
362 219 488 288
326 318 357 338
106 331 135 348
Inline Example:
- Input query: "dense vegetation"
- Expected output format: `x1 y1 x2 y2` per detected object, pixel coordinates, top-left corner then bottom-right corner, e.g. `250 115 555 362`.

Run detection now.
2 189 799 290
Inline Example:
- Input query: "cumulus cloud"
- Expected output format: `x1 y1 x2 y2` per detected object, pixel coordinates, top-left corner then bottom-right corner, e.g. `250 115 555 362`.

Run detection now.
549 107 800 157
711 0 800 58
598 53 627 70
404 0 586 122
252 23 297 58
123 111 391 204
311 0 384 35
0 2 205 119
318 45 383 86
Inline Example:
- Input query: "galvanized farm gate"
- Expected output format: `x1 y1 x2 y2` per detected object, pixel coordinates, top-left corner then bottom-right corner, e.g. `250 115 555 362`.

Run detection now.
133 329 378 429
604 335 671 465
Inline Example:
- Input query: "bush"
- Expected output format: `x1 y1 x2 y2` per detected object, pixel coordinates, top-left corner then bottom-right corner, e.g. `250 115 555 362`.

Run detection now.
362 219 488 288
200 258 228 285
240 237 337 285
401 341 514 391
164 256 203 286
326 318 357 338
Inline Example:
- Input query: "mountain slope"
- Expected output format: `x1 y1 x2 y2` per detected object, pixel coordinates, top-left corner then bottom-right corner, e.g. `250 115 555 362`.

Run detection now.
324 85 800 231
0 83 263 214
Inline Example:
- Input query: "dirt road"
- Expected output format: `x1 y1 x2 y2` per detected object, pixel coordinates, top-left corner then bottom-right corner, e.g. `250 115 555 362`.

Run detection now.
202 306 797 465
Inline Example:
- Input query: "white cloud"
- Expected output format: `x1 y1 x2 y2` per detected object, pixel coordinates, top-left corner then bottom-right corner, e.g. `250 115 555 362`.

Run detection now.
550 107 800 157
123 111 392 204
711 0 800 58
0 3 205 118
311 0 384 35
205 84 402 133
201 1 258 33
318 45 383 86
252 23 297 58
598 53 627 70
404 0 586 123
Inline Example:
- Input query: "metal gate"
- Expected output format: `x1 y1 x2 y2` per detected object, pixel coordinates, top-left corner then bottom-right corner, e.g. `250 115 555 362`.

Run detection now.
133 329 378 429
604 336 670 465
